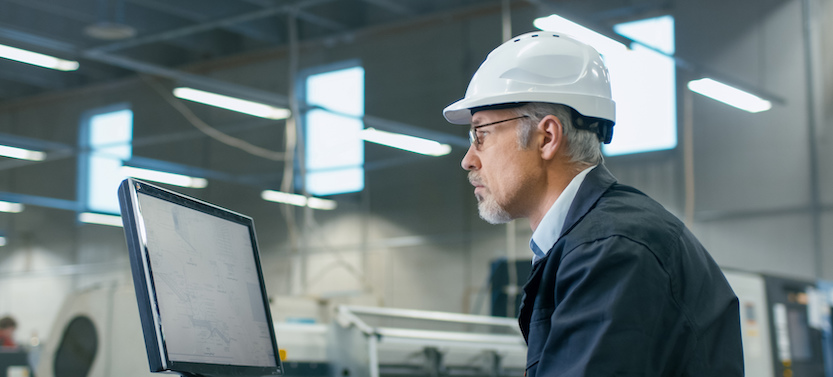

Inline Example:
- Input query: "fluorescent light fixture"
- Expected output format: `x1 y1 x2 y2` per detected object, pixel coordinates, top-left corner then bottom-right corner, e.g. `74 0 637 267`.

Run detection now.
0 43 79 71
0 145 46 161
360 128 451 157
0 236 6 246
121 166 208 188
534 14 627 54
173 87 291 120
0 201 24 213
687 78 772 113
79 212 124 227
306 197 338 210
261 190 337 210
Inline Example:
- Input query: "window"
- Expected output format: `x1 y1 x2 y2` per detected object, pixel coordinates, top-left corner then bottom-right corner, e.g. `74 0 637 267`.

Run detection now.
78 105 133 215
300 63 365 196
604 15 677 156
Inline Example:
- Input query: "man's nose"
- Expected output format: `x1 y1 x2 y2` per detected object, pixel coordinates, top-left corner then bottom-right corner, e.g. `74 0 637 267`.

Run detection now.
461 144 480 171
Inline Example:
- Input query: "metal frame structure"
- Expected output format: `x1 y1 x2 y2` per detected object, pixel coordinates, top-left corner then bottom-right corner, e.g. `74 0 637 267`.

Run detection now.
332 305 525 377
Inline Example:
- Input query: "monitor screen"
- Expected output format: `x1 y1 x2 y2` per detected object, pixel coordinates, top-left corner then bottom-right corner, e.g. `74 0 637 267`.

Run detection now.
119 178 283 377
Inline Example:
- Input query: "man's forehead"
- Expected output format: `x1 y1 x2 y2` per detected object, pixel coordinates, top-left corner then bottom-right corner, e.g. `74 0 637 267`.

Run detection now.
470 109 513 126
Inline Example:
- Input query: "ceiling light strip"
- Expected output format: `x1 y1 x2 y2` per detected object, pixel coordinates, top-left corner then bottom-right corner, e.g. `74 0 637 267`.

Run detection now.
173 87 291 120
360 128 451 156
261 190 337 210
79 212 124 227
0 200 24 213
121 166 208 188
0 145 47 161
687 78 772 113
0 44 79 71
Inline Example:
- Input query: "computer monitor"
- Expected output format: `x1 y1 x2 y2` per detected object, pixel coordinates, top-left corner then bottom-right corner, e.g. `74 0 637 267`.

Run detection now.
0 350 30 376
118 178 283 377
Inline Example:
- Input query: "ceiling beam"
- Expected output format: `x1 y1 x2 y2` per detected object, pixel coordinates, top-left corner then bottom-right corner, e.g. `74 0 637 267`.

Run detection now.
235 0 279 8
294 9 346 31
0 25 136 82
82 49 291 106
0 191 80 212
0 65 69 89
126 0 282 43
360 0 415 16
91 0 340 53
1 0 95 24
92 8 286 53
0 132 71 151
0 22 78 54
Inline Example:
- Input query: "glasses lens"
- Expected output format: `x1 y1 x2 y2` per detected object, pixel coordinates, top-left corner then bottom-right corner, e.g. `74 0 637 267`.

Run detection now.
469 129 477 145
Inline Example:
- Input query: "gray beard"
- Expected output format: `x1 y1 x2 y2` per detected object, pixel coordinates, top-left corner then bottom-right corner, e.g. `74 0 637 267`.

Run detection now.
477 195 512 224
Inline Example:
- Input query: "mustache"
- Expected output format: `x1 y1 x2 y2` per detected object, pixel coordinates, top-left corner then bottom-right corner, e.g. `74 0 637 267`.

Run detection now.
468 172 483 186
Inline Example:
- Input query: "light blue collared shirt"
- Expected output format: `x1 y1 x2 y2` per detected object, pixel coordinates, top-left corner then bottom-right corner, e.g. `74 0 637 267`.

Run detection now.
530 165 597 264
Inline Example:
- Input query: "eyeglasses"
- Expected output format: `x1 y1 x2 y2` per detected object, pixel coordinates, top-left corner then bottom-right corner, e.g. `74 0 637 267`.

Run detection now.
468 115 529 146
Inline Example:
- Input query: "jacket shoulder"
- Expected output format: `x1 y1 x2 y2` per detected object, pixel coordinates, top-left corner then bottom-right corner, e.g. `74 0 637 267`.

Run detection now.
567 183 685 250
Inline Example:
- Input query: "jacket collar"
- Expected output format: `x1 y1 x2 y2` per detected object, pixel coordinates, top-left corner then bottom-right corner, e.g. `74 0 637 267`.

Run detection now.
558 164 617 239
518 164 617 339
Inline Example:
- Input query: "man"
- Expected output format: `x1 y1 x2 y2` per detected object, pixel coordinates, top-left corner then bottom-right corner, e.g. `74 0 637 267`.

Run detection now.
443 32 743 376
0 316 17 348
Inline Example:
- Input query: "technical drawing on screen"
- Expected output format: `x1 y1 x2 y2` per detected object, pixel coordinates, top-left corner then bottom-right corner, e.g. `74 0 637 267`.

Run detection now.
118 178 283 377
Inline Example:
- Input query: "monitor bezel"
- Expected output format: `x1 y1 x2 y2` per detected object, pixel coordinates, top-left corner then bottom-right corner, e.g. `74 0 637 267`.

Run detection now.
118 178 283 377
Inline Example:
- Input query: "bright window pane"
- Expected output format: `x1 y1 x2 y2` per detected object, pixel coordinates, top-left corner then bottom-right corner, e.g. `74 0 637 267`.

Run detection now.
307 67 364 116
90 110 133 159
603 43 677 156
305 110 363 170
306 167 364 197
303 65 364 196
603 15 677 156
84 108 133 214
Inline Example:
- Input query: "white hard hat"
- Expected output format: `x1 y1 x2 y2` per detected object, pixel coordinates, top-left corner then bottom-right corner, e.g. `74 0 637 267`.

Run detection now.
443 32 616 142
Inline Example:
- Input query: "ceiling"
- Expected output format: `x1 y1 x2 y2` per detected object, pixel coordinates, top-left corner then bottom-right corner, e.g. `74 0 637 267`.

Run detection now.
0 0 673 104
0 0 488 103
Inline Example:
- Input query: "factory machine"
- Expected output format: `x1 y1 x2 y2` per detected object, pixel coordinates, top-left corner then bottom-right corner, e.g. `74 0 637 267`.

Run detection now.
35 284 156 377
35 284 526 377
0 349 30 377
813 280 833 377
328 305 525 377
44 269 833 377
725 270 826 377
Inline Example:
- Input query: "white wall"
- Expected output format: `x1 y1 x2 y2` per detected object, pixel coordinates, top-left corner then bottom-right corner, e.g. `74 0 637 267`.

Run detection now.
672 0 831 278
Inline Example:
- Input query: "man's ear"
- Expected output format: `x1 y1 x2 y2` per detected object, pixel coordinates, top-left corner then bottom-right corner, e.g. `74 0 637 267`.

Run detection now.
539 115 564 161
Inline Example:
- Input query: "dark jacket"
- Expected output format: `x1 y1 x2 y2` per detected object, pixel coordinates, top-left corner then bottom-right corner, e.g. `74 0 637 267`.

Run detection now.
519 165 743 376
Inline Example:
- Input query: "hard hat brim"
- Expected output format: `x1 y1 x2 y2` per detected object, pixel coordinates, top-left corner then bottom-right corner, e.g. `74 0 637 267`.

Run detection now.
443 92 615 125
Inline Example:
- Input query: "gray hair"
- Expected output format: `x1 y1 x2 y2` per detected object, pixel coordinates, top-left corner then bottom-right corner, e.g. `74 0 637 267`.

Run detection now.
510 103 603 167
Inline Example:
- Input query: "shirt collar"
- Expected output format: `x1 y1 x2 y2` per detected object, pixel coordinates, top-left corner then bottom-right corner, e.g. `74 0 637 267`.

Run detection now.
529 165 597 263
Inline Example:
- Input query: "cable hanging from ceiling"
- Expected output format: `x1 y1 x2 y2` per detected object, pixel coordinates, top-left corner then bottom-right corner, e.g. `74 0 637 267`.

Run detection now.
140 74 288 161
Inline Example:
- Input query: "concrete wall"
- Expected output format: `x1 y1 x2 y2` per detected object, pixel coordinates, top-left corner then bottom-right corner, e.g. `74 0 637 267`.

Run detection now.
675 0 832 279
1 0 831 346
